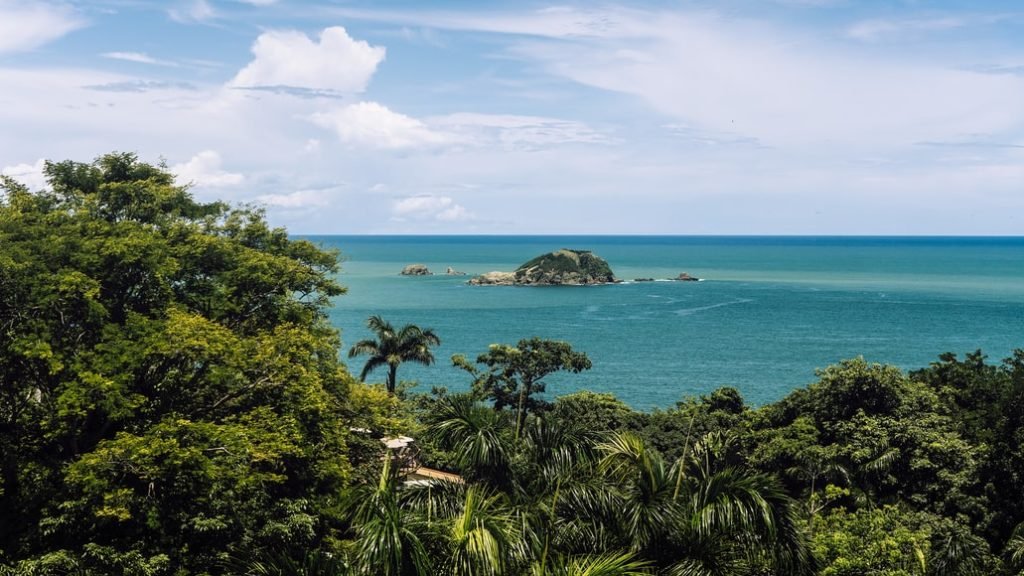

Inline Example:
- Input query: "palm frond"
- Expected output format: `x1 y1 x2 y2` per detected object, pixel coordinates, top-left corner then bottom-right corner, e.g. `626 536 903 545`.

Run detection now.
536 552 651 576
444 486 522 576
1006 522 1024 569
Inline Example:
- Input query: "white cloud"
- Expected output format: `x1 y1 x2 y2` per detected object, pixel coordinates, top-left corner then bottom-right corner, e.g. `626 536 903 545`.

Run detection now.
230 27 385 93
258 189 330 208
326 6 649 40
436 204 470 221
1 158 48 191
504 10 1024 150
310 106 608 151
302 139 321 154
432 112 612 149
392 194 473 221
310 102 453 149
171 151 244 187
3 5 1024 235
101 51 179 67
168 0 216 24
846 14 1008 42
0 1 85 54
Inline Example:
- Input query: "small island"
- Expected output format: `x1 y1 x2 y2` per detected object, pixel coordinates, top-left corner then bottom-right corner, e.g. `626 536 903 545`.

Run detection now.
673 272 700 281
469 249 618 286
400 264 433 276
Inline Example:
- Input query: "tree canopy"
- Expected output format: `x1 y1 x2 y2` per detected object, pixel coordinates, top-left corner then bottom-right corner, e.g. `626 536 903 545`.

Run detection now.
0 153 355 573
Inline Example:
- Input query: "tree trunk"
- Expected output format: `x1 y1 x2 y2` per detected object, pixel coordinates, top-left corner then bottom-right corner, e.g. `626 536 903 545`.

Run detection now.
387 364 398 395
515 380 531 441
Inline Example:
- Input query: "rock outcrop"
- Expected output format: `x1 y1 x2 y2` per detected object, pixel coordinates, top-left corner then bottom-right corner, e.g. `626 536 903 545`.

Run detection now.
468 271 516 285
446 266 467 276
469 249 617 286
400 264 433 276
673 272 700 281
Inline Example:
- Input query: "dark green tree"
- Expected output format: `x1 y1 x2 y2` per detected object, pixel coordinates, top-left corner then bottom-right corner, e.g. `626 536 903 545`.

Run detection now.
348 315 441 395
454 337 591 439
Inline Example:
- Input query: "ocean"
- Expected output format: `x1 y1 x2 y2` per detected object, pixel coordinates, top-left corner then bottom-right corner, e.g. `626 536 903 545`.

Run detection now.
305 236 1024 409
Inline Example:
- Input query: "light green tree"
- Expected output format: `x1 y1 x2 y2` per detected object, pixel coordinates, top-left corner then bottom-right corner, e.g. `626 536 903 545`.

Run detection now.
0 153 354 574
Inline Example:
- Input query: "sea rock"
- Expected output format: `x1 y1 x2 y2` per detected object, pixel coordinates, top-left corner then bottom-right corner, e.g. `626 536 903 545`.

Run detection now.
468 271 517 285
469 249 618 286
673 272 700 282
400 264 433 276
634 278 655 282
446 266 467 276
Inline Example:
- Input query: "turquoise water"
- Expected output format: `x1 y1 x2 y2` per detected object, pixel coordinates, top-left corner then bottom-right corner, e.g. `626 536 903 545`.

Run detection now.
307 236 1024 409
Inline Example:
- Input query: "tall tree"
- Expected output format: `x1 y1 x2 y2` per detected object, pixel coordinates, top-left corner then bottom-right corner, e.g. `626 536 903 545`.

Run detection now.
454 337 591 439
348 316 441 395
0 153 353 573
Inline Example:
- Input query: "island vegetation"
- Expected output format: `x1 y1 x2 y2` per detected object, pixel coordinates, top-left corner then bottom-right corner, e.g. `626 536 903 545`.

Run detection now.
2 154 1024 575
469 248 618 286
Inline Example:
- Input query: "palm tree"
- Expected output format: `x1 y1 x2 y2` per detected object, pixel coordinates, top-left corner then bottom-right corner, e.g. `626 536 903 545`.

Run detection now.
227 549 353 575
426 394 514 490
348 315 440 394
531 552 651 576
1007 522 1024 573
401 478 526 576
594 431 813 575
343 457 431 576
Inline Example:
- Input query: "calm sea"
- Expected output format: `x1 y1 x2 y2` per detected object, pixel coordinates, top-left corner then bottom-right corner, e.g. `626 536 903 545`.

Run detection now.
304 236 1024 409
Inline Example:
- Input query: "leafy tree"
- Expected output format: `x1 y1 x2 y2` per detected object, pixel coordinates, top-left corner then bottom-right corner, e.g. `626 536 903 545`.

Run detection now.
914 350 1024 547
549 391 642 435
749 358 984 521
811 505 930 576
454 337 591 439
348 315 441 395
640 386 749 463
811 505 996 576
0 153 353 573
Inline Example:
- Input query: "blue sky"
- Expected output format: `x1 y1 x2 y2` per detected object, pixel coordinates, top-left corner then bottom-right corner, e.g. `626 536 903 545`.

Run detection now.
1 0 1022 234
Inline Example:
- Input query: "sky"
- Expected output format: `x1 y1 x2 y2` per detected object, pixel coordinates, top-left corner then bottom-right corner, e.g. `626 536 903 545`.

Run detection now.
1 0 1022 234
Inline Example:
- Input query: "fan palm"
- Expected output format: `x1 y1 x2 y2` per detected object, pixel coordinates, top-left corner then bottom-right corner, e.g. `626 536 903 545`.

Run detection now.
348 315 440 394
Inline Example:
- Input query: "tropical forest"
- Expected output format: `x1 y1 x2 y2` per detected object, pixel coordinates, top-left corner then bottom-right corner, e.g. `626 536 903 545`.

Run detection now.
2 154 1024 576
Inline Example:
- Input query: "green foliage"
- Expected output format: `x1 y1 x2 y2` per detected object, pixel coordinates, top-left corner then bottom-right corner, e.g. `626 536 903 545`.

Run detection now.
455 337 591 439
513 249 615 283
750 358 984 523
348 316 440 395
639 386 749 463
811 506 930 576
811 505 997 576
550 391 642 435
0 153 355 574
